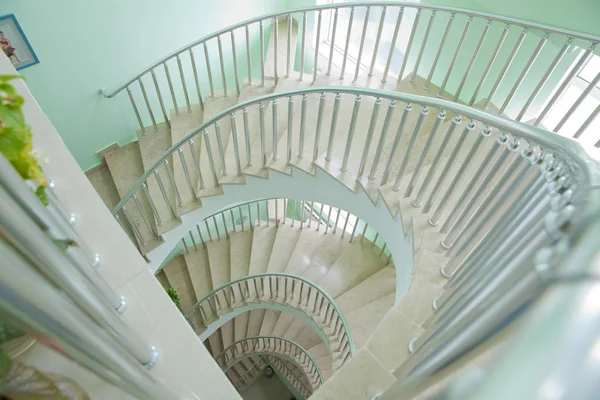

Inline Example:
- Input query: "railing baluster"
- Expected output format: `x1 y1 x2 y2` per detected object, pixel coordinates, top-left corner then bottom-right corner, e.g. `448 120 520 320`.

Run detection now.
298 94 308 158
229 113 242 176
231 31 241 96
203 42 215 97
381 103 412 185
213 215 221 240
203 130 220 187
217 37 228 97
141 182 162 226
204 220 213 242
325 207 333 234
357 98 382 178
341 95 362 171
333 207 341 233
405 110 446 197
189 49 204 110
245 25 253 86
287 97 293 165
483 28 528 110
260 21 265 86
424 14 454 90
534 43 595 126
383 7 404 83
312 11 322 83
153 169 176 219
121 206 145 246
393 106 429 191
574 103 600 140
189 138 205 190
554 70 600 132
500 33 549 115
163 160 182 207
369 100 395 180
369 6 386 76
272 99 279 161
340 7 355 80
397 9 421 82
300 12 307 80
313 93 327 161
517 38 573 121
127 87 145 134
164 63 179 115
176 56 192 113
242 107 252 167
438 16 472 96
214 122 228 176
138 79 157 132
151 70 170 128
327 9 339 76
259 102 267 168
353 6 371 82
286 14 292 78
197 224 206 247
469 24 510 106
132 194 156 237
248 203 253 230
178 147 197 200
222 213 229 239
454 20 491 101
326 93 342 161
411 10 437 83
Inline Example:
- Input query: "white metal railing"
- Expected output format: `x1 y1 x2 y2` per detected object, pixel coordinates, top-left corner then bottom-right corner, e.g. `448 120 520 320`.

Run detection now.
0 155 175 400
103 2 600 146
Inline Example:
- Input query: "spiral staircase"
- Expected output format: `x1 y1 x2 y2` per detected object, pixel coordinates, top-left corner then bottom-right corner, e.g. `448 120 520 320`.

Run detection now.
4 2 597 400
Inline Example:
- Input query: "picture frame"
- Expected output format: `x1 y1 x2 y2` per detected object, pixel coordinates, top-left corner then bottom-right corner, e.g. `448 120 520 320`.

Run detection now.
0 14 39 70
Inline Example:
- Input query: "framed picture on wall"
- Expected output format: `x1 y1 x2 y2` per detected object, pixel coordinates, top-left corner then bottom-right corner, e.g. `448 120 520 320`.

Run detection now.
0 14 39 70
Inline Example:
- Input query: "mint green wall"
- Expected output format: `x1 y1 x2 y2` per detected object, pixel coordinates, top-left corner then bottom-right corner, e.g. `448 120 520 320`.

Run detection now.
424 0 600 36
0 0 306 171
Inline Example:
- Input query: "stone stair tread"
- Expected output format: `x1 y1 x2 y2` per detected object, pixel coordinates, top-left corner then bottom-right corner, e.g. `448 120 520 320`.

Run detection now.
283 227 327 276
246 309 266 337
266 224 302 273
234 312 250 343
229 229 253 280
248 224 278 275
183 246 214 305
395 277 443 327
271 312 296 337
334 265 396 316
162 255 197 312
344 292 395 350
264 15 298 78
412 247 450 288
86 162 121 211
206 238 232 293
258 309 280 336
300 232 352 285
220 319 235 353
155 269 170 289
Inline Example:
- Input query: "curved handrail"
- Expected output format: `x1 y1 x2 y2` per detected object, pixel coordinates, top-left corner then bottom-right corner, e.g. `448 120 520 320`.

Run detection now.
104 2 600 97
215 336 324 386
111 87 599 216
184 272 355 361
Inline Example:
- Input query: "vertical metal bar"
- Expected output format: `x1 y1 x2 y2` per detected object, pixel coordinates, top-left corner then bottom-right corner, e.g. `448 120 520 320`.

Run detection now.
121 207 146 246
248 203 253 230
245 25 253 85
554 70 600 132
266 200 270 226
382 7 404 83
217 37 228 97
163 160 182 207
341 95 362 171
424 14 454 90
517 38 572 121
369 6 387 76
291 199 296 227
272 99 279 161
259 102 267 168
325 207 333 234
411 10 437 83
454 20 491 102
275 199 279 227
260 21 265 86
230 112 242 176
534 44 595 126
315 203 321 231
340 7 355 80
393 107 429 190
308 202 313 228
150 70 170 128
381 103 411 185
141 182 162 226
438 16 472 96
468 24 510 106
213 215 221 240
214 122 228 176
230 209 236 234
397 9 421 81
286 14 292 78
297 94 309 159
287 96 294 165
313 93 327 162
204 220 213 242
203 130 220 187
177 147 197 200
203 42 215 97
123 89 147 145
360 223 368 243
326 93 342 161
243 107 252 167
333 208 341 233
131 194 155 237
231 31 241 96
313 11 322 83
300 200 305 228
164 63 179 115
189 231 198 250
499 32 548 114
483 28 528 109
257 202 261 226
273 17 279 81
176 56 192 113
327 9 339 75
357 98 382 177
182 237 189 253
189 49 204 110
369 100 395 179
238 206 245 232
574 103 600 139
353 6 371 82
153 170 176 218
222 213 229 239
404 110 446 197
138 79 157 132
300 12 307 80
189 138 205 190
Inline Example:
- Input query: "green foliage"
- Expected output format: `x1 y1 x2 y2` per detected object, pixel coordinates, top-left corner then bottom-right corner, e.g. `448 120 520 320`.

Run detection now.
166 288 181 308
0 322 23 344
0 75 48 204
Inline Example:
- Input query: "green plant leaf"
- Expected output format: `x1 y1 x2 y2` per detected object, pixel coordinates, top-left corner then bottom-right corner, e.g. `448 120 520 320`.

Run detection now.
35 186 49 206
166 288 181 308
52 239 78 252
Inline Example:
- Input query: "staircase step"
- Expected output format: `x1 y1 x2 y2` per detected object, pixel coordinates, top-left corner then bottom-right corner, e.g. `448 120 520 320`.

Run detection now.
283 227 327 276
162 255 197 311
248 223 278 275
234 312 250 343
220 319 235 353
300 232 352 285
86 162 121 211
206 238 232 314
264 15 298 78
229 229 253 279
266 224 302 273
395 277 443 327
155 269 170 289
246 309 266 337
343 292 395 350
258 309 280 336
334 265 396 316
183 246 215 322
